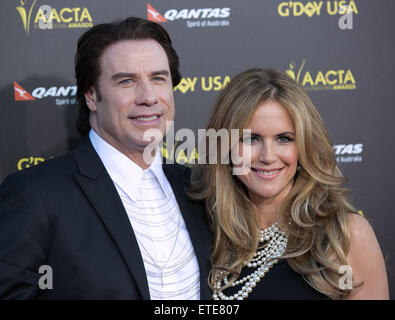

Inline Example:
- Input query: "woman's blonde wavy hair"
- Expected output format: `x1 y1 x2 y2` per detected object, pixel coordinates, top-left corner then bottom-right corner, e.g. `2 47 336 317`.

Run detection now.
188 68 361 299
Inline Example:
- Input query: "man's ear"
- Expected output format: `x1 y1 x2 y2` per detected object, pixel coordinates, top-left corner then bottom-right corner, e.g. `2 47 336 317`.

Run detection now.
84 87 98 111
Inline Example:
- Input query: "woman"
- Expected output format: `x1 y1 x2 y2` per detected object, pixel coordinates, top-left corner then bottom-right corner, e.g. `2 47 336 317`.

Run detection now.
189 68 389 300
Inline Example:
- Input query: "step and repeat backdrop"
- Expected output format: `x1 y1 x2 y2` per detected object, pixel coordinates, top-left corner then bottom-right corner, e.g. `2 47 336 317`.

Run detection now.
0 0 394 297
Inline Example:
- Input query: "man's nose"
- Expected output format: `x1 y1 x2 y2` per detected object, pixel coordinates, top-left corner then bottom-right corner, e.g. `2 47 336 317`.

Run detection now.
135 81 158 106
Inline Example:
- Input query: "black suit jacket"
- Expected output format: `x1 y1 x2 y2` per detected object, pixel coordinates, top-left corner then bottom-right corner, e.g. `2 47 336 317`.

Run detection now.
0 138 211 299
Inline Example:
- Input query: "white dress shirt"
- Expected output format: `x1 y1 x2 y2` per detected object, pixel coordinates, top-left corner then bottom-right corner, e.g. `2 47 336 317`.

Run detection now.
89 129 200 300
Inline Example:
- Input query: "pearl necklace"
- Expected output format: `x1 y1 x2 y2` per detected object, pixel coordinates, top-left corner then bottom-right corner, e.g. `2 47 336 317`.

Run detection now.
212 222 288 300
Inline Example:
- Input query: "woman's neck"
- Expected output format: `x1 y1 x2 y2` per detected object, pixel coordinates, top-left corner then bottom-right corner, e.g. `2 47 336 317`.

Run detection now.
250 184 292 229
255 200 280 230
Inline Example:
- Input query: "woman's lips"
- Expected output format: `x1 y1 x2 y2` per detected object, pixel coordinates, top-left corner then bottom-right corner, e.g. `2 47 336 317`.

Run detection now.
251 167 283 180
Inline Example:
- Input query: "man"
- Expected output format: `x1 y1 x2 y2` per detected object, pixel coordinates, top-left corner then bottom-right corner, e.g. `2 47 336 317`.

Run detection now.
0 17 210 299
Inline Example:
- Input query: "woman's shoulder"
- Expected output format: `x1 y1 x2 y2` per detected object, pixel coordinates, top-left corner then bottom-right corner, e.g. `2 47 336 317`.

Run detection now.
347 213 374 239
344 212 389 299
347 212 382 263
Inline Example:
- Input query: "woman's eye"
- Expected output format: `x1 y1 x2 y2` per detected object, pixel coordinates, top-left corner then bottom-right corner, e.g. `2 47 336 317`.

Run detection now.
242 135 259 144
278 135 294 143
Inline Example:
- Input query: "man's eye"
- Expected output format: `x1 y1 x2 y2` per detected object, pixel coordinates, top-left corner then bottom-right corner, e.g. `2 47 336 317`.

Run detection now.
120 79 133 84
153 76 166 81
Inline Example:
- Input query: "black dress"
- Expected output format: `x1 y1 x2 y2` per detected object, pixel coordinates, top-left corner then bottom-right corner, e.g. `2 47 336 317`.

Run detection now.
218 259 328 300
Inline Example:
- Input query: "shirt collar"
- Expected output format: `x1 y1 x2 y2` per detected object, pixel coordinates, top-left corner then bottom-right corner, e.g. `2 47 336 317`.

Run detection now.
89 129 170 201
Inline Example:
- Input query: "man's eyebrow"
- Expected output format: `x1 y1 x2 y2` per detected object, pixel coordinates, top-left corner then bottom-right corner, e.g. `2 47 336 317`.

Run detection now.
111 70 170 81
111 72 137 81
151 70 170 77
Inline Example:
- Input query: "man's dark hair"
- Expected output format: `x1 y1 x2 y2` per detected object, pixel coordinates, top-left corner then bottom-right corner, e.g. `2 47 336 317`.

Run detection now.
75 17 182 136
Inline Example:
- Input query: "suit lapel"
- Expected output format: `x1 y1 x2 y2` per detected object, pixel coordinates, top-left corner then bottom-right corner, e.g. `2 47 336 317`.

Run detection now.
72 138 150 300
163 163 212 300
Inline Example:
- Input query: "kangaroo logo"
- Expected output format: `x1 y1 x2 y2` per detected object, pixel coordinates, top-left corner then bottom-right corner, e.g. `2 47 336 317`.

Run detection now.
147 3 167 22
14 81 35 101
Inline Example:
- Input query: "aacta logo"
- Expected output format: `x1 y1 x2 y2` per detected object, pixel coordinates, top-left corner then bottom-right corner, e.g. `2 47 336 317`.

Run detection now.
17 0 37 35
147 3 167 22
16 0 93 35
14 81 35 101
285 60 356 90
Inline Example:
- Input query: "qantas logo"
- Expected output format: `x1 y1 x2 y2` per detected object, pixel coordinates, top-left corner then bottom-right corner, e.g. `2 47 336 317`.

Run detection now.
147 3 231 28
334 143 363 163
14 81 77 105
147 3 167 22
14 82 35 101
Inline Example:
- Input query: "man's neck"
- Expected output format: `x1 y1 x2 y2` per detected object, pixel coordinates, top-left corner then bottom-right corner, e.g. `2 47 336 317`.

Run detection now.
90 128 158 170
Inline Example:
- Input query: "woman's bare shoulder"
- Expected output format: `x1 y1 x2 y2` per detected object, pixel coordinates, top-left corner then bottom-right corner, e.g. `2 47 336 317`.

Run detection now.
343 213 389 300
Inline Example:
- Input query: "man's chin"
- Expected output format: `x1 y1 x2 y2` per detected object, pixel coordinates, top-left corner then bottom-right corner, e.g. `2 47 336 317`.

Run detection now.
140 127 165 144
